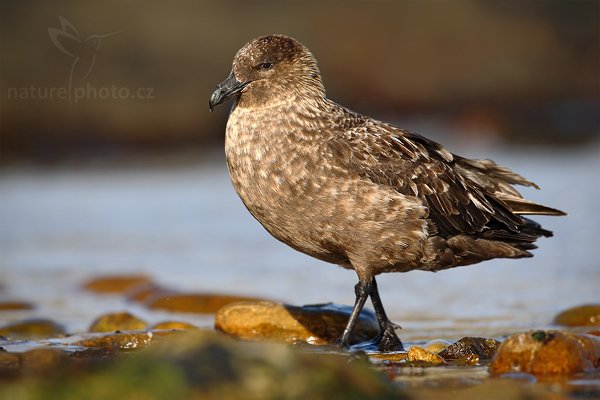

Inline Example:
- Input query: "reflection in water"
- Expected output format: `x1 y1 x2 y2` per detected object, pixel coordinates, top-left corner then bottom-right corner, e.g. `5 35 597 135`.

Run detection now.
0 145 599 339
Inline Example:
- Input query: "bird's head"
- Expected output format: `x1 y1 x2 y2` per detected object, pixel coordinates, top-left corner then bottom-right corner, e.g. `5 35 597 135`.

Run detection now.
209 35 325 111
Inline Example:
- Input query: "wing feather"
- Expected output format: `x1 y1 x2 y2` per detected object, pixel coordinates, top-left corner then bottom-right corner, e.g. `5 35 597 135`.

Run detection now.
326 117 562 240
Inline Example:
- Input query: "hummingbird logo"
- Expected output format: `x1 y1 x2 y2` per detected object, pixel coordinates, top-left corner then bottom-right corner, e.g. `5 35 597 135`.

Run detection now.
48 16 120 100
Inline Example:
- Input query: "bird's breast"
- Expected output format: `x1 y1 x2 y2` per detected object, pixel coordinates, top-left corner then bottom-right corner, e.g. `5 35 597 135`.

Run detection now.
225 106 316 223
224 105 355 265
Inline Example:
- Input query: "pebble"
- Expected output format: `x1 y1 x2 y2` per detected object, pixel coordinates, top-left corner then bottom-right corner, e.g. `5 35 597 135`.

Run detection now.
0 351 20 375
146 292 264 314
20 348 67 374
126 283 169 302
215 300 379 345
369 352 408 363
490 330 600 375
88 312 148 333
150 321 198 330
407 346 446 365
0 301 34 311
75 332 154 350
423 339 451 354
0 319 65 339
438 337 500 360
83 275 153 294
554 304 600 327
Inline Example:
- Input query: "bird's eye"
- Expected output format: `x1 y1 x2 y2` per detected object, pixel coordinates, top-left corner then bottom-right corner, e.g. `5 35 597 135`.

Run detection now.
259 62 273 70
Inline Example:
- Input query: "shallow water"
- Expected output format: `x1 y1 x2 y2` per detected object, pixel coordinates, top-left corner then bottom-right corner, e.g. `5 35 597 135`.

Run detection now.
0 143 599 341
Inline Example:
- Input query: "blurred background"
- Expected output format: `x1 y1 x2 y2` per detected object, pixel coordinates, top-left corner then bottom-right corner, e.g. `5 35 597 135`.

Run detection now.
0 1 598 337
0 0 598 161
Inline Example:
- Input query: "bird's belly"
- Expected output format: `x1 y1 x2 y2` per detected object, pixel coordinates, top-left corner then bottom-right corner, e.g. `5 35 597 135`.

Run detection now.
225 141 349 265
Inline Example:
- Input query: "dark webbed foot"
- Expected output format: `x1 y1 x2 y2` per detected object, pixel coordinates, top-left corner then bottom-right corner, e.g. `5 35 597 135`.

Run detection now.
337 322 403 352
374 321 404 352
348 320 404 353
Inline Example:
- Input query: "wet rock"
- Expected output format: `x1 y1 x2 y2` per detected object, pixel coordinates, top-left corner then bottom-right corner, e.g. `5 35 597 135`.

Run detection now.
0 301 34 311
20 348 68 374
69 346 117 361
438 337 500 361
0 331 399 399
88 312 148 333
0 351 20 375
490 330 600 375
215 301 379 345
554 304 600 327
423 339 451 354
0 319 65 339
370 352 408 363
83 275 153 294
149 329 193 339
150 321 198 330
407 346 446 365
146 292 263 314
75 332 154 350
454 353 481 366
126 283 169 303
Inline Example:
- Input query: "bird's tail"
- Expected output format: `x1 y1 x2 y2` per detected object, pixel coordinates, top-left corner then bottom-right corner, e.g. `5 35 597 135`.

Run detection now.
495 193 566 216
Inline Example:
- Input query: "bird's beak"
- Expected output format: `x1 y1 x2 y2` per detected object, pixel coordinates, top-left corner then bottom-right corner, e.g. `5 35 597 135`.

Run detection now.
209 72 249 111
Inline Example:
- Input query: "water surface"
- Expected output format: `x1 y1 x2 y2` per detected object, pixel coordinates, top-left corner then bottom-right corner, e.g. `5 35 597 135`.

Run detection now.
1 144 598 340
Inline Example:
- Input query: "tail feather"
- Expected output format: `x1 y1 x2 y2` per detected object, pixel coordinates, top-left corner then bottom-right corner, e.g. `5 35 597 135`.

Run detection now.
496 193 567 216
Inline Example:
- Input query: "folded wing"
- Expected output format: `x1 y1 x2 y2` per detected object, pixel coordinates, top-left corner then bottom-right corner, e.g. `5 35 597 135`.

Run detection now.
327 117 565 244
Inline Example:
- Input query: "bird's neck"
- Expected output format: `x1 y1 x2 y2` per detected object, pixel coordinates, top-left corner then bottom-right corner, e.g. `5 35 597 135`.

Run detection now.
234 91 327 126
226 92 333 161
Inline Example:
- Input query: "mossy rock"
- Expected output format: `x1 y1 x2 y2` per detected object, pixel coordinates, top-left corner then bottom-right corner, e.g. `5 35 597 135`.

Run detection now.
0 331 401 400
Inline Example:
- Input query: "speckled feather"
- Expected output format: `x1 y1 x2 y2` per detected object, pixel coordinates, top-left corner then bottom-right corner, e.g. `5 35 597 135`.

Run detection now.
221 35 565 281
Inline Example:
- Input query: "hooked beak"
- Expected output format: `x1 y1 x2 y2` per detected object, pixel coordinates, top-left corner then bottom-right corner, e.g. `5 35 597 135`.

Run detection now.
209 72 249 111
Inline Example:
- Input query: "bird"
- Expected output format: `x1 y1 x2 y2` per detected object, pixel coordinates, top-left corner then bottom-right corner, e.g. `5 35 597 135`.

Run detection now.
209 34 566 352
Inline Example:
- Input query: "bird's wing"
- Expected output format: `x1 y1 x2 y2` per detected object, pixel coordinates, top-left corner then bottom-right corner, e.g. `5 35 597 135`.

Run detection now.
326 118 540 238
452 157 564 216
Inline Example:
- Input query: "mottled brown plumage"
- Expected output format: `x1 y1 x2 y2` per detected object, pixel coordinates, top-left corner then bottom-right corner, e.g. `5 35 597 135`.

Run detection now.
209 35 565 352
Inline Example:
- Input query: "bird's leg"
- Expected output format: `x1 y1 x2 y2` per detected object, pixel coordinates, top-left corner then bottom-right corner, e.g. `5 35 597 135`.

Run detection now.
369 277 405 352
337 278 372 349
